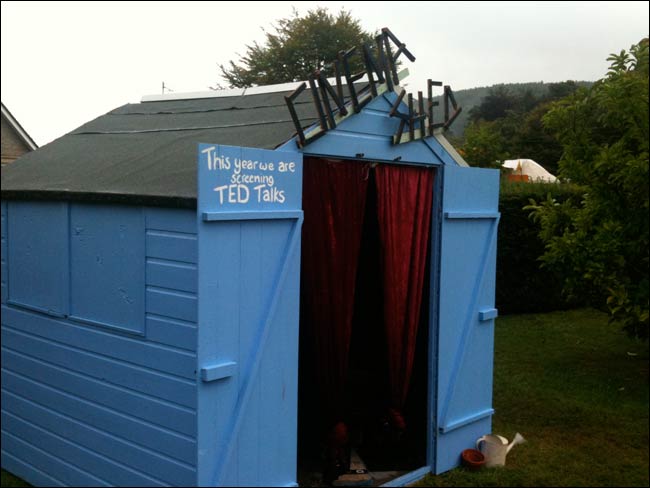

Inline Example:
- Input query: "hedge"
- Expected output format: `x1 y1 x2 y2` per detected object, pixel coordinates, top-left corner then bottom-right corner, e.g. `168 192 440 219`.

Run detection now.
496 181 585 314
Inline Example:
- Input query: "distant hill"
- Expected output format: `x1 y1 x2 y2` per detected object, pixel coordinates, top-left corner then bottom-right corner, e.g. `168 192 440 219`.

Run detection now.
431 81 593 138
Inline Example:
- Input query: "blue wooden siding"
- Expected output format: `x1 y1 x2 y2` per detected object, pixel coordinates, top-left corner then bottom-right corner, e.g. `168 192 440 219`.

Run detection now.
197 218 301 487
277 92 449 166
69 205 145 335
145 208 198 353
6 201 69 317
435 166 500 473
196 145 303 487
1 201 7 303
1 202 199 487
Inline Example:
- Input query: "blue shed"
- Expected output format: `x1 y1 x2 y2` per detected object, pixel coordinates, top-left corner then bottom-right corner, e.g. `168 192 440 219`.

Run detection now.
1 47 499 487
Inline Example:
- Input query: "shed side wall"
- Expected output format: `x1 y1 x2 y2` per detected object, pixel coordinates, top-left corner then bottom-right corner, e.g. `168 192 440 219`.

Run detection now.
1 201 198 487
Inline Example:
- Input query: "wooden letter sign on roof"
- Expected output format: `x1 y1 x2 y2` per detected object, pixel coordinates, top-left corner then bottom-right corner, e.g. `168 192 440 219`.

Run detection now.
284 28 462 147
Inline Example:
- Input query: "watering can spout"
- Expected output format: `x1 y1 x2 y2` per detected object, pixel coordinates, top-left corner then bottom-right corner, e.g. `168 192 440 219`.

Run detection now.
506 433 526 454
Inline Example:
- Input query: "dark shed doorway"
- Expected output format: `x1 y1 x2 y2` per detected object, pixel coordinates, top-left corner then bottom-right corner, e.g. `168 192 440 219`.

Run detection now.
297 157 434 486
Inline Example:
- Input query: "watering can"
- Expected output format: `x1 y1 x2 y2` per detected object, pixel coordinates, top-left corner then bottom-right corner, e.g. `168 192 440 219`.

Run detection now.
476 433 525 467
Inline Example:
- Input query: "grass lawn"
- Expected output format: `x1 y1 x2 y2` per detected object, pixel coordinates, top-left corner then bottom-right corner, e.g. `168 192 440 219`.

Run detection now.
0 469 30 487
416 308 649 487
2 309 648 487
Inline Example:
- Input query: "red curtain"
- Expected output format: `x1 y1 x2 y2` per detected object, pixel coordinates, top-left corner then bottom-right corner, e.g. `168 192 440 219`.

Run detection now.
301 157 370 422
375 165 434 417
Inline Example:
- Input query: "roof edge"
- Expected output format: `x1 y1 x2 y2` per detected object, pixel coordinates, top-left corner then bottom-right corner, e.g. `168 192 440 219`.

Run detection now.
1 102 38 150
141 75 371 103
0 189 197 209
433 129 469 167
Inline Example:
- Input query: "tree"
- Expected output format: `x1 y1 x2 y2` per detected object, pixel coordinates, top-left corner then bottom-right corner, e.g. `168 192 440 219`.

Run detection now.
219 7 374 88
528 40 649 339
461 120 510 168
546 80 580 101
463 90 563 171
510 103 564 174
464 85 556 171
468 85 521 122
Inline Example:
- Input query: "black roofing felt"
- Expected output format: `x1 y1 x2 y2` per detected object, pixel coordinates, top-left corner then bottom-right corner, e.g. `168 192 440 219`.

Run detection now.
1 90 320 207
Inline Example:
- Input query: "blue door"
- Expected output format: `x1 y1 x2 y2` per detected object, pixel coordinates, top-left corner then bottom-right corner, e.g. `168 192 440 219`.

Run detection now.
196 145 303 486
435 165 500 474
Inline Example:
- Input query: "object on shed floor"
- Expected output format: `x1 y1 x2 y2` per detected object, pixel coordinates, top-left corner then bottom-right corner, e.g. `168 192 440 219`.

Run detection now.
333 449 373 486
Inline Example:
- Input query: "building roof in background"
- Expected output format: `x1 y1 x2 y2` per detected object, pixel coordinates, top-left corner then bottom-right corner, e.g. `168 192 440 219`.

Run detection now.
1 102 38 151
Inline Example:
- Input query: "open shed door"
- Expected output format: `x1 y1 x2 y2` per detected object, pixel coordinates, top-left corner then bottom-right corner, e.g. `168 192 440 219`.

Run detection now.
197 145 303 487
435 165 500 474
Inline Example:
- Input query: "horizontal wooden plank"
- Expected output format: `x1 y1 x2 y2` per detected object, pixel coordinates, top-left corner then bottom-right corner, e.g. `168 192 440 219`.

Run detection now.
2 370 196 465
202 210 303 222
200 361 237 382
2 391 196 487
146 315 197 352
335 107 401 137
145 207 197 235
146 231 197 264
478 308 499 321
2 411 167 486
439 408 495 433
2 306 196 379
3 347 195 436
444 211 500 220
380 466 431 487
296 130 443 165
1 430 110 486
146 259 197 294
146 288 197 323
5 300 67 318
66 314 145 337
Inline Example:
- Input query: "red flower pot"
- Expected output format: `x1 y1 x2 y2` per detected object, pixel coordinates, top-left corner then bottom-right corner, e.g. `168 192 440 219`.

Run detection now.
461 448 486 471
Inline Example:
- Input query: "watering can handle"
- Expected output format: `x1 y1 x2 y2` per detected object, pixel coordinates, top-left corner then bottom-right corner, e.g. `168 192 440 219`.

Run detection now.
476 436 487 449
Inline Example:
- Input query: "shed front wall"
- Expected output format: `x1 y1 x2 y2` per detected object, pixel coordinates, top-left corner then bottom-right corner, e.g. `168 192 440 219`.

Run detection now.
1 200 198 486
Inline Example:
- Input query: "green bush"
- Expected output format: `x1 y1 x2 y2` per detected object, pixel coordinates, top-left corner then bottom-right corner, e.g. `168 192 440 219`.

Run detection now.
531 41 649 340
497 181 585 314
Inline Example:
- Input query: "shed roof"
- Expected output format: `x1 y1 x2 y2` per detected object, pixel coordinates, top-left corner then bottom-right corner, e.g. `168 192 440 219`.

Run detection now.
1 89 318 207
1 83 468 208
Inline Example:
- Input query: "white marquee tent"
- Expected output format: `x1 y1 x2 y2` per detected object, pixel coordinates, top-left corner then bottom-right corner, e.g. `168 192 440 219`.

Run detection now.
503 159 558 182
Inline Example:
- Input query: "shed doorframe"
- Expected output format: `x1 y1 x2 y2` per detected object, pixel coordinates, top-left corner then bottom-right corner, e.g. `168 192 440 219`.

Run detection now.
297 154 443 485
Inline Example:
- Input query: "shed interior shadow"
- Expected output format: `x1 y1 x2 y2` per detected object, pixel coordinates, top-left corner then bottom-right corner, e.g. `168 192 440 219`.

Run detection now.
297 161 431 486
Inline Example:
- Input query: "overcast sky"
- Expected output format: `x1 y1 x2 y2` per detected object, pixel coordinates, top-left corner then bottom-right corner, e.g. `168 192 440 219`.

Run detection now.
2 1 648 146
